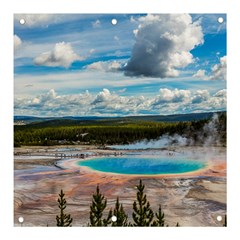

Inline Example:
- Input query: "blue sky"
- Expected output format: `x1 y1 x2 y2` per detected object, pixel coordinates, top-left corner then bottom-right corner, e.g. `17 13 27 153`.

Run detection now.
14 14 226 117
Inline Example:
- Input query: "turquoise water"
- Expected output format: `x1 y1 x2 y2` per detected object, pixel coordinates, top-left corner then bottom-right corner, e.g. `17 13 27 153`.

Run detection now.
77 156 206 175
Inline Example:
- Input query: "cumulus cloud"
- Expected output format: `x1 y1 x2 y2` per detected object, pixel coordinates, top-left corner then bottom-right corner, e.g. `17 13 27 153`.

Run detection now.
193 56 226 81
191 90 210 104
208 56 226 80
15 88 226 117
14 35 22 50
92 88 111 104
15 89 93 116
86 60 122 72
152 88 190 105
34 42 83 68
90 89 149 115
193 69 206 78
207 90 227 109
30 89 57 107
124 14 204 78
214 89 226 98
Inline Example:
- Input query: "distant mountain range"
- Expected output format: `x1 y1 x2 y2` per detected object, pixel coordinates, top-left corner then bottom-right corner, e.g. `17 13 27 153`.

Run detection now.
14 111 225 126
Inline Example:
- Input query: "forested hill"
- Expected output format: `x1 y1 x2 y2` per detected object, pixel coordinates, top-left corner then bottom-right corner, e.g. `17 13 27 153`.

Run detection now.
14 111 224 127
14 111 226 147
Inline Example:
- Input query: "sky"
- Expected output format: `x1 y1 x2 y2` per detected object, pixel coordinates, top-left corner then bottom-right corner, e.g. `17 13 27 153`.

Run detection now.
14 14 226 117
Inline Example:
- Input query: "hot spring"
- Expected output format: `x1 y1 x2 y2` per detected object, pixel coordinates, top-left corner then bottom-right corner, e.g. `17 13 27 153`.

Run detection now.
77 155 207 175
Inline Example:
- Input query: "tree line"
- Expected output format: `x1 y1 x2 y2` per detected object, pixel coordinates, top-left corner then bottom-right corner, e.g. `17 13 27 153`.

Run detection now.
56 179 227 227
14 112 226 147
56 180 178 227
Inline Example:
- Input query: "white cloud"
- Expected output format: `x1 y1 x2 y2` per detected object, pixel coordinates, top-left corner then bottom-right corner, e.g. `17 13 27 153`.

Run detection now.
29 89 57 107
192 56 226 81
208 56 226 80
152 88 191 105
14 14 85 28
214 89 226 98
193 69 206 78
108 61 122 71
14 14 61 27
90 89 148 115
14 35 22 50
124 14 204 78
210 89 227 109
188 89 226 113
14 70 152 98
86 62 106 71
34 42 83 68
86 60 122 72
191 90 210 103
14 88 226 117
92 88 111 104
15 89 93 116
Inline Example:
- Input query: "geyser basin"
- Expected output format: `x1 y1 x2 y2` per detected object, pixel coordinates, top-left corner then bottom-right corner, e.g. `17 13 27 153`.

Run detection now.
78 156 206 175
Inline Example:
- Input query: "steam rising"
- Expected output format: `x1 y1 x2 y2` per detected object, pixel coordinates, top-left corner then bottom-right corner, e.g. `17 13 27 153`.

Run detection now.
111 134 188 150
111 114 225 150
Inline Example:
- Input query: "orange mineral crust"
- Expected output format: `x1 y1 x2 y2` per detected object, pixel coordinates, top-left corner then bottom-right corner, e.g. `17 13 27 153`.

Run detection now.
14 145 226 227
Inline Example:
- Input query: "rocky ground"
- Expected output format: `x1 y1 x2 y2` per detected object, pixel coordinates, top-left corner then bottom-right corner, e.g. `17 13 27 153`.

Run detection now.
14 145 226 227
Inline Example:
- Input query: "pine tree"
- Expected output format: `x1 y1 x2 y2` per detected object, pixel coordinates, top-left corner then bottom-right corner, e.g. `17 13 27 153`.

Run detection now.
132 179 154 226
111 197 128 226
89 185 112 226
103 209 113 226
56 189 73 227
223 215 227 227
152 205 165 226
